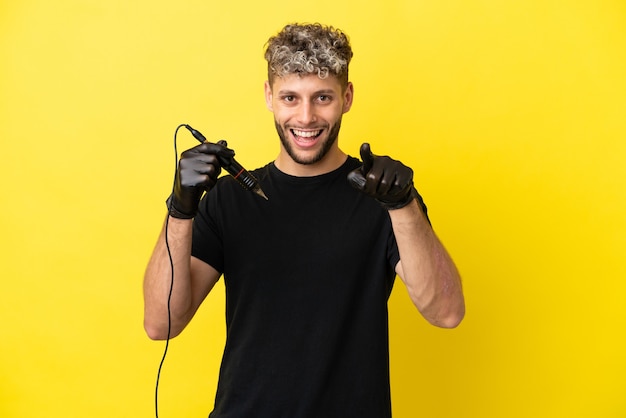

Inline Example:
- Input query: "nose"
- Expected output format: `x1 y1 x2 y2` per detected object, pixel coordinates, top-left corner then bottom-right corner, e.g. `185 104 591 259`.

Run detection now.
296 101 316 125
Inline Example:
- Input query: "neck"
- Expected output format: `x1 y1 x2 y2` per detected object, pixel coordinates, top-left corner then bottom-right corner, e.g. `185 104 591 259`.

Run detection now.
274 148 348 177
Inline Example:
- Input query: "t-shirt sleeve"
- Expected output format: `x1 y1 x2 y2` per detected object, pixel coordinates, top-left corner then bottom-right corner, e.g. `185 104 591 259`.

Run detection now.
387 226 400 271
191 189 224 273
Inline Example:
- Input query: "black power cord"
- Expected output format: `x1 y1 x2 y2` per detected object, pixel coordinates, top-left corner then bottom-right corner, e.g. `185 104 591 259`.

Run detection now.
154 124 187 418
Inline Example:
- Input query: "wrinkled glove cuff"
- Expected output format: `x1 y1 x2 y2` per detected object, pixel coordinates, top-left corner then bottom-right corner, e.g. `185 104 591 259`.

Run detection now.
166 194 196 219
376 185 419 210
379 186 432 226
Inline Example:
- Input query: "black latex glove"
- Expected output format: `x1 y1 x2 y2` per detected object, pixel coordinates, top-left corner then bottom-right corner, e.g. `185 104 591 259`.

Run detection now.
166 140 235 219
347 143 417 210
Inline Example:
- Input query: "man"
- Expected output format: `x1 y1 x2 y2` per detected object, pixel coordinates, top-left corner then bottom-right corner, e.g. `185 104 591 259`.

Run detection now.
144 23 465 417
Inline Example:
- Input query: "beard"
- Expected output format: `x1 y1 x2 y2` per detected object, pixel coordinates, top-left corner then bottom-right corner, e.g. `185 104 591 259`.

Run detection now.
274 118 342 165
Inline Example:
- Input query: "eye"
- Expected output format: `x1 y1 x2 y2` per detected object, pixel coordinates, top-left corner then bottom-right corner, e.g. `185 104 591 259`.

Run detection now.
318 95 331 102
281 95 295 102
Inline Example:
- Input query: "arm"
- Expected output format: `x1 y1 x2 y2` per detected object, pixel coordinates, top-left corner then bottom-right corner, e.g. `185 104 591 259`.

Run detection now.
389 201 464 328
348 143 465 328
143 216 220 340
143 139 234 340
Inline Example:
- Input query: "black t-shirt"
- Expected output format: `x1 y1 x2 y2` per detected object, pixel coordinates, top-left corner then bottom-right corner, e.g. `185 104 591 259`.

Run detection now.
192 157 401 418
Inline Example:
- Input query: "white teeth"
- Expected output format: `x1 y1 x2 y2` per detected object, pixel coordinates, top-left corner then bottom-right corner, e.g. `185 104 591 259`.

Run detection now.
292 129 321 138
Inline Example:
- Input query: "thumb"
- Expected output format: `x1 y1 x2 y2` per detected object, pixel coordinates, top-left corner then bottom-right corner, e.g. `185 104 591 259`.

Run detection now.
213 139 236 162
359 143 374 174
347 142 373 191
347 166 366 190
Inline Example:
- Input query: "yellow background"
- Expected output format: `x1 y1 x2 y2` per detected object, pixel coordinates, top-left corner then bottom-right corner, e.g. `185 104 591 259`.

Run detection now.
2 0 625 417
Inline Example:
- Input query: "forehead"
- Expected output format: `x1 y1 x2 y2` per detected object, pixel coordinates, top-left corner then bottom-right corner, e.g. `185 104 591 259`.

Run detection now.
270 73 343 94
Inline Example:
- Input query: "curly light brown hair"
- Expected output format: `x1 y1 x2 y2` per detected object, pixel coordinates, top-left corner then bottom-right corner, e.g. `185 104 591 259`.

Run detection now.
264 23 353 89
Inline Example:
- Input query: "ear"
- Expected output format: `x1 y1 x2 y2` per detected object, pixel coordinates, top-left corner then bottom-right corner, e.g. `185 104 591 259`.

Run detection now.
264 81 273 111
342 82 354 114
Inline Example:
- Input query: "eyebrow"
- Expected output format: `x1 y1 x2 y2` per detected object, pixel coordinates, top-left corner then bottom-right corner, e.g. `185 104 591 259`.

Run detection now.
277 89 337 96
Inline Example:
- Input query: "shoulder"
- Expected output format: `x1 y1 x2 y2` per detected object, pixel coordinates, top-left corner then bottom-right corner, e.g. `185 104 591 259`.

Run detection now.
342 156 362 173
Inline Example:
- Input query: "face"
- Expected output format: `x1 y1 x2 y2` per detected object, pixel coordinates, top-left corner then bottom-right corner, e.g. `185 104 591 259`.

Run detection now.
265 73 353 173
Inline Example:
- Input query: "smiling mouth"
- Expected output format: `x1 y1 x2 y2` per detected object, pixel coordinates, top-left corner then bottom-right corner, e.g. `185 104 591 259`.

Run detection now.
291 128 323 141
